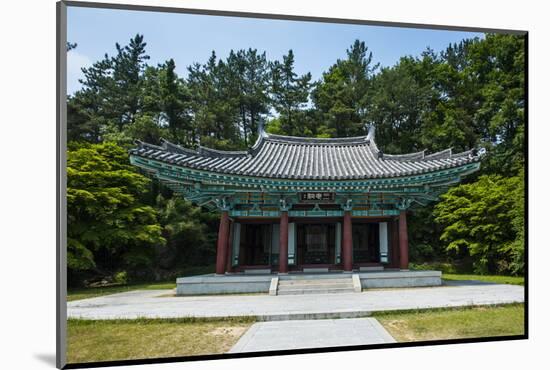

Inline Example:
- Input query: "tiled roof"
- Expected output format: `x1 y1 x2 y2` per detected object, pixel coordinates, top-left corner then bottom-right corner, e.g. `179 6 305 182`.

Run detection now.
130 132 484 180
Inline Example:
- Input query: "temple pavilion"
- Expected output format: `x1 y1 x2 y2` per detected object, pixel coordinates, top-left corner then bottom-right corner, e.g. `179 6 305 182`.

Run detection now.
129 126 483 276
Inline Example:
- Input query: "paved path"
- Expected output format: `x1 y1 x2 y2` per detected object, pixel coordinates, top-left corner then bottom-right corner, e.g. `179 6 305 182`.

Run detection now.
228 318 395 353
68 283 524 320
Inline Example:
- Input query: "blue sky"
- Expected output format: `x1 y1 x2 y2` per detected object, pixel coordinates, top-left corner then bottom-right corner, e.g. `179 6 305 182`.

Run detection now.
67 6 484 95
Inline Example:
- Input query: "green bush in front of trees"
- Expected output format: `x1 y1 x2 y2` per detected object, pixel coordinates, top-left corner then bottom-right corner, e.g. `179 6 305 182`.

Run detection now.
434 171 524 275
67 142 165 284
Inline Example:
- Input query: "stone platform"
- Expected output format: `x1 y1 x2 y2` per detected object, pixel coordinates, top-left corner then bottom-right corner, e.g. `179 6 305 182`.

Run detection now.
68 282 524 320
176 270 442 296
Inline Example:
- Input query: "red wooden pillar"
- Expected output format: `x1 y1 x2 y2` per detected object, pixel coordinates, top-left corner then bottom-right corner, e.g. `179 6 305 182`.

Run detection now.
279 211 289 274
215 211 230 275
225 221 233 273
342 210 353 272
399 210 409 270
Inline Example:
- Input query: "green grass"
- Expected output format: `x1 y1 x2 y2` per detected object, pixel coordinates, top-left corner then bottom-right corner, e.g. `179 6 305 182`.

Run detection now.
67 281 176 302
442 273 524 286
410 262 465 274
67 317 255 364
66 305 524 363
410 263 524 286
375 304 524 342
68 265 215 301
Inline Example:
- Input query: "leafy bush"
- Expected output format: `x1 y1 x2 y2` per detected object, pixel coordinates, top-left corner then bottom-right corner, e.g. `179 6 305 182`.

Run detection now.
114 271 128 285
67 142 165 281
434 172 524 275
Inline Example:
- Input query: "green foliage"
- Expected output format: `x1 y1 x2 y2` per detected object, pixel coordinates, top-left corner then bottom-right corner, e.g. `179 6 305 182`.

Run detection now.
67 142 165 278
500 169 525 274
67 238 95 271
114 271 128 285
154 195 218 270
142 59 194 145
408 205 446 262
368 53 439 153
187 51 248 149
270 50 312 135
313 40 378 137
434 173 524 275
225 49 271 145
68 34 150 142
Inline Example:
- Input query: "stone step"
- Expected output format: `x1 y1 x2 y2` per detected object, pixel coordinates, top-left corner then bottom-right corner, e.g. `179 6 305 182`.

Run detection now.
278 279 353 286
278 283 354 290
277 287 356 295
275 275 358 295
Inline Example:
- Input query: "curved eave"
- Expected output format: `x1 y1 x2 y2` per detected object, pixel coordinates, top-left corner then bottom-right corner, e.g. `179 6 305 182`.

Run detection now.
131 134 484 181
129 147 482 181
130 153 481 192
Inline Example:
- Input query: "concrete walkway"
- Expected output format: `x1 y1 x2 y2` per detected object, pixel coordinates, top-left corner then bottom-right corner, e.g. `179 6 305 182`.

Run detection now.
68 283 524 320
228 318 395 353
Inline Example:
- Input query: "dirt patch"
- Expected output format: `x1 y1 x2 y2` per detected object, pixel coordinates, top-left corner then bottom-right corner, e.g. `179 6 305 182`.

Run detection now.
383 319 407 330
209 326 248 338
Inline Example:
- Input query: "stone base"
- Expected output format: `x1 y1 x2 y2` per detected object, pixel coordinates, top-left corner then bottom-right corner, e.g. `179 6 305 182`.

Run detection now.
176 274 273 295
176 270 442 295
244 268 271 274
359 266 384 272
358 270 442 288
303 267 329 273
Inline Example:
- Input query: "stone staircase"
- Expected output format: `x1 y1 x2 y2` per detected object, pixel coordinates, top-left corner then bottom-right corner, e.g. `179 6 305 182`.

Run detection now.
274 275 360 295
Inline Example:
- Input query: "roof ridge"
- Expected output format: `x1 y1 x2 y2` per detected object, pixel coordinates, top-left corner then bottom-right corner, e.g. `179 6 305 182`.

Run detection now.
424 148 452 160
383 150 426 161
157 138 250 158
266 133 369 145
197 146 249 157
134 140 164 151
160 138 198 156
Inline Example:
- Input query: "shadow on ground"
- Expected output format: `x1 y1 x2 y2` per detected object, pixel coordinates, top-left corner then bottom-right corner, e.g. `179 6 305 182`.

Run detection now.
34 353 56 367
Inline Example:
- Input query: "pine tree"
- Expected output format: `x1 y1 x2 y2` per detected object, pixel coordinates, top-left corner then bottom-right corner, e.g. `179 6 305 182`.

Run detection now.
111 34 150 129
312 40 378 137
270 50 311 135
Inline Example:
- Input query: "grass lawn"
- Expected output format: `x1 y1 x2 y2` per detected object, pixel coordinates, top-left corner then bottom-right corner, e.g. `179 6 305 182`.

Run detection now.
410 263 524 286
375 304 524 342
442 273 524 286
67 281 176 302
68 265 215 301
67 305 524 363
67 317 254 364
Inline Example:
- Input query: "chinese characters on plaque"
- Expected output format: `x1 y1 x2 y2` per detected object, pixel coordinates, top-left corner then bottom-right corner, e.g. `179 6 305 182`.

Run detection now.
299 192 335 203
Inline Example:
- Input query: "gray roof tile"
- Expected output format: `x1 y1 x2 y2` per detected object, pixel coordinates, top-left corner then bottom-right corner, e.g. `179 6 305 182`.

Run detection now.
130 133 483 180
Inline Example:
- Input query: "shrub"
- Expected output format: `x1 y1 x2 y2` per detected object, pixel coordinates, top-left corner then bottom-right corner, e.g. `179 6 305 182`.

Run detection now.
434 173 524 275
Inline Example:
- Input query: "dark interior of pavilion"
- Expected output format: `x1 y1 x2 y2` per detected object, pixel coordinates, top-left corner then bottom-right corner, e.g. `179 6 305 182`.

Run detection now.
237 222 383 268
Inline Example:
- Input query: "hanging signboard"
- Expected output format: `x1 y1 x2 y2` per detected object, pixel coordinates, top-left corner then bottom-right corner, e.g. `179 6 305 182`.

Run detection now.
299 192 335 203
